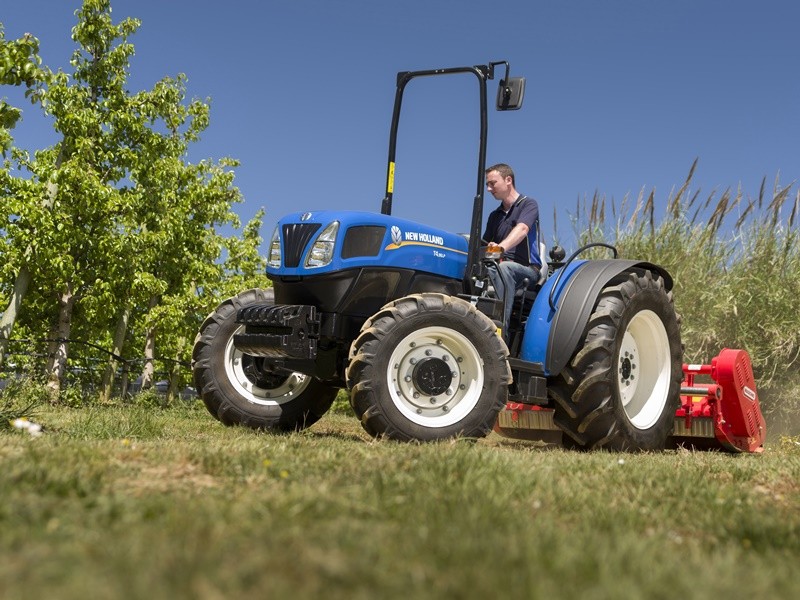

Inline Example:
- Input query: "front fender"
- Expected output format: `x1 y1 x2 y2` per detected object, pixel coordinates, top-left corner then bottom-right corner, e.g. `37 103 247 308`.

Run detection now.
519 260 672 376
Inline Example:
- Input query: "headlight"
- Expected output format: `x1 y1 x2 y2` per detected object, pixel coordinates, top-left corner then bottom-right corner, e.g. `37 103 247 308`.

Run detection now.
267 226 281 268
305 221 339 268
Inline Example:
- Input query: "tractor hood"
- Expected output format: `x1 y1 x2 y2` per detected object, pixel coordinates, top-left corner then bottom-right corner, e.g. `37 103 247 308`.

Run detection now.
266 211 469 280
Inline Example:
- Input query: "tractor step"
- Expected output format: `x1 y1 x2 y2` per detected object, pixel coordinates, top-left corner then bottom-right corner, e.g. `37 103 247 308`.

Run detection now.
493 404 563 445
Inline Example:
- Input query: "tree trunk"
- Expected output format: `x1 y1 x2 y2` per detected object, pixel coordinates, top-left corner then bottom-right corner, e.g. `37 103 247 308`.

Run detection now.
0 265 32 368
166 336 186 404
46 283 76 398
119 369 130 399
100 305 130 402
0 164 61 369
139 295 159 390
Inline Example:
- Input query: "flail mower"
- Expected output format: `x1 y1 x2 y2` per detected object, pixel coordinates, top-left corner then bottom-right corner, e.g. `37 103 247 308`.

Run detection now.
192 61 766 453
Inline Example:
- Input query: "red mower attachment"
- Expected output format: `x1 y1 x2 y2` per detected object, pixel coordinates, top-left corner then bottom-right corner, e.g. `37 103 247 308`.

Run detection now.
673 348 766 453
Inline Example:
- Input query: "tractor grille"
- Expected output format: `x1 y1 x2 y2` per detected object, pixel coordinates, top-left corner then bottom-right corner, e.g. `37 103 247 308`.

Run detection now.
282 222 322 268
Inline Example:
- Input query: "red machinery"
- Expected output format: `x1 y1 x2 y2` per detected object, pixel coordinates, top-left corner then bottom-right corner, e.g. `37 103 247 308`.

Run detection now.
673 348 766 453
494 348 767 453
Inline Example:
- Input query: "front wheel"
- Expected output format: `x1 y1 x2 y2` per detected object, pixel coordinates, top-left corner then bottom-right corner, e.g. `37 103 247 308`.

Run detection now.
347 293 511 441
550 270 682 451
192 288 337 431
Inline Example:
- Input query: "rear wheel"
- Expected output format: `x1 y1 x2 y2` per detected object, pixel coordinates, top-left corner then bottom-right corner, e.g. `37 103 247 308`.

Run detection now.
192 288 337 431
550 270 682 450
347 293 510 441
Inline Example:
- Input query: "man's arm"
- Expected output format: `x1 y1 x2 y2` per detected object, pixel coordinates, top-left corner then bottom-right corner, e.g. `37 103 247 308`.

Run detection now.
497 222 530 252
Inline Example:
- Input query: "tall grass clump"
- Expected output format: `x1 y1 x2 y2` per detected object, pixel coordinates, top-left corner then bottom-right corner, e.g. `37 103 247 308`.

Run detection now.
567 160 800 421
0 375 49 427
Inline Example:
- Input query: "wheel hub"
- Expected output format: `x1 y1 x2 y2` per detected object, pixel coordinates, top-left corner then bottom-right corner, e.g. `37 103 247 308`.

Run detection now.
412 357 453 396
620 353 635 383
387 326 484 428
618 344 640 402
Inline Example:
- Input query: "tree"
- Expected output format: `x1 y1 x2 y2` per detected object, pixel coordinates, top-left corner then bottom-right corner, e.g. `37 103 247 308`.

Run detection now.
0 25 47 368
2 2 268 399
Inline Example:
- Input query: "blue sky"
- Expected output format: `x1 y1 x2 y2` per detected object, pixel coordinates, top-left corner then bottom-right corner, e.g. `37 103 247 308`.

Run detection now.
3 0 799 248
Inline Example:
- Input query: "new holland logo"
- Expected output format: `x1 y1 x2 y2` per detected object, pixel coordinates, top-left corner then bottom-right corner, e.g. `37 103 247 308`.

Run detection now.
391 225 402 245
300 212 313 221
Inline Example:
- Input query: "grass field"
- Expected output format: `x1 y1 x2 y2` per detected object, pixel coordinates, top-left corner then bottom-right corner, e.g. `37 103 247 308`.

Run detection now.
1 398 798 600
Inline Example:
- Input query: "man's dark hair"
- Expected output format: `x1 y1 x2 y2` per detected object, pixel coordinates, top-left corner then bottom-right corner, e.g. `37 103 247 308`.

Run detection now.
485 163 515 186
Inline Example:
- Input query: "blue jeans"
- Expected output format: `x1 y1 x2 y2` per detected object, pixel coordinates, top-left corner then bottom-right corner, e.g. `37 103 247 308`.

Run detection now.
487 261 540 337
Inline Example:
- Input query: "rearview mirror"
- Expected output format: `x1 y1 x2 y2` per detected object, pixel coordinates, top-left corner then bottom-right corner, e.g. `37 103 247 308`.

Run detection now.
496 77 525 111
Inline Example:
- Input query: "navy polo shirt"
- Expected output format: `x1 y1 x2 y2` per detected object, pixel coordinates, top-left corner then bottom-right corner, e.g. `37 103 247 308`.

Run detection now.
482 195 541 268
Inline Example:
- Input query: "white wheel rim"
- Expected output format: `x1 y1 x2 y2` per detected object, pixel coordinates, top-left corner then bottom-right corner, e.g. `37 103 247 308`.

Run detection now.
224 326 311 406
617 309 672 429
386 326 485 428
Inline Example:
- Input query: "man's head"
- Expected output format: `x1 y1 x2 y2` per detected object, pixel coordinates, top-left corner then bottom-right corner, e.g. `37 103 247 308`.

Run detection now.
485 163 516 201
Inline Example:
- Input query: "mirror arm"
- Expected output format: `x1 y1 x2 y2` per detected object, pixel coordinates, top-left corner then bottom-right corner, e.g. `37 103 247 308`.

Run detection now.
489 61 512 97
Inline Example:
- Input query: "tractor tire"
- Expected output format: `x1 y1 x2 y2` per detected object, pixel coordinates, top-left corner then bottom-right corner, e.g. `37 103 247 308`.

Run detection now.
347 293 511 441
192 288 337 431
550 269 682 451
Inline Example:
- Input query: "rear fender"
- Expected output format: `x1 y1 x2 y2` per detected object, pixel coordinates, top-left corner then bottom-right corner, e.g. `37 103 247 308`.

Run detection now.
519 260 673 376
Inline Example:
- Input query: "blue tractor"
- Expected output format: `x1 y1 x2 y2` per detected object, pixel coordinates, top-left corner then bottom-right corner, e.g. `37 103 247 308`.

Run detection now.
192 61 685 451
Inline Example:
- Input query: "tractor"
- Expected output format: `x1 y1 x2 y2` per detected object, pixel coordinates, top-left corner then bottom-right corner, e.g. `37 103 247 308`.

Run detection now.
192 61 765 452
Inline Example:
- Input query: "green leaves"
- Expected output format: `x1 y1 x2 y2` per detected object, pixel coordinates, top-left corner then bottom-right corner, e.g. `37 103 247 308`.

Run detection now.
0 26 48 153
1 2 266 394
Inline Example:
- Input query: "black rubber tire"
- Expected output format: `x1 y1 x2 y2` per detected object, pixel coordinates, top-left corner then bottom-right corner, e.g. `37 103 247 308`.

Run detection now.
192 288 337 431
346 293 511 441
550 269 682 451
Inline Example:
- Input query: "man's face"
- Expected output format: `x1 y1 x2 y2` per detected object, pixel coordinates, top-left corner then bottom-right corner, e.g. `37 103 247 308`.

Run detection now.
486 170 512 200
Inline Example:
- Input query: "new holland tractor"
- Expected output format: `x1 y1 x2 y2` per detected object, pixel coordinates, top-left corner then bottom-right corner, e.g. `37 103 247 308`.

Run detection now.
192 61 766 452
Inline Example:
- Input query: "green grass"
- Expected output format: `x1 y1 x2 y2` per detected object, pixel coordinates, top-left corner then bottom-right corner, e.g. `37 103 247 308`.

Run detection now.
2 400 799 600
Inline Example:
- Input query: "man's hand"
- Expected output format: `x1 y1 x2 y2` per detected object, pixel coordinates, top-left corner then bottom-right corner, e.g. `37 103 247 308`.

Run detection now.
486 242 504 260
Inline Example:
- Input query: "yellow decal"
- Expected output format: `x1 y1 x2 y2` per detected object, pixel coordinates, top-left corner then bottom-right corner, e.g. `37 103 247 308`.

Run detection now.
384 241 467 254
387 162 395 194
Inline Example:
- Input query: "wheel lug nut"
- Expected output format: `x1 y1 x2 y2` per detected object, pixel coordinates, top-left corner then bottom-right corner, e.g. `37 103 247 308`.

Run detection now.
425 350 432 356
430 398 436 404
404 376 411 382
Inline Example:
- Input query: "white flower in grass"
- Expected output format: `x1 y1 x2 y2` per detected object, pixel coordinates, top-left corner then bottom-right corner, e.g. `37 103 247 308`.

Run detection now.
10 417 43 437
